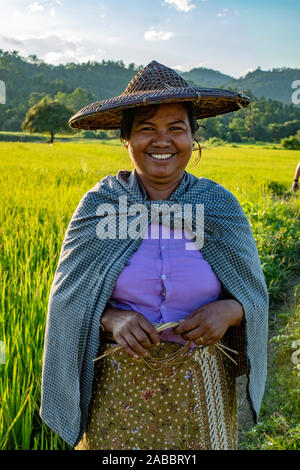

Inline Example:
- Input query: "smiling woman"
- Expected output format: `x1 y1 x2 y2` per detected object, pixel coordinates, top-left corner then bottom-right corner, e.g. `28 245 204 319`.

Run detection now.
122 102 195 201
40 61 268 451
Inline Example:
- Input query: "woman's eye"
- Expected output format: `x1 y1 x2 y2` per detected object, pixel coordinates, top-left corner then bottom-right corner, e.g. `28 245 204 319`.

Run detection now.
141 127 154 131
170 126 183 131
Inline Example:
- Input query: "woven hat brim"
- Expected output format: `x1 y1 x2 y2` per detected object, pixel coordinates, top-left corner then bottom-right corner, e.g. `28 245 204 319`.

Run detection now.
68 87 250 130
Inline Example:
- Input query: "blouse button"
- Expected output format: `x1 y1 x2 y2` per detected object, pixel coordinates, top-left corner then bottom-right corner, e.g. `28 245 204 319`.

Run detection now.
161 274 166 280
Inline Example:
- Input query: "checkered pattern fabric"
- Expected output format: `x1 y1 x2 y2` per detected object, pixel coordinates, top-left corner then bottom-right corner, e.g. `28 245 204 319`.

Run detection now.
40 168 269 447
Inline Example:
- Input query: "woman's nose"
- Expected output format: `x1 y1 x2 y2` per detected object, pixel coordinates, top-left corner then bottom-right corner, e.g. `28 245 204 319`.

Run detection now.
151 130 171 147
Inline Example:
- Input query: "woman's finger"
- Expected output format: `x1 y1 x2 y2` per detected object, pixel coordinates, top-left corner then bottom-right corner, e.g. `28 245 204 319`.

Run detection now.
173 312 203 335
115 335 142 359
131 327 153 350
193 335 208 346
181 325 204 342
121 331 149 358
194 334 221 346
139 318 161 346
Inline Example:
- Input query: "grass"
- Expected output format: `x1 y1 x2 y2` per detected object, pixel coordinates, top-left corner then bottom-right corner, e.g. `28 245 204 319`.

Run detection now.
0 141 299 449
239 283 300 450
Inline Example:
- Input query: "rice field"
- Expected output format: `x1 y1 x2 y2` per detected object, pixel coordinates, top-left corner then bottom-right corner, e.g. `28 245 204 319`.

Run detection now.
0 141 299 449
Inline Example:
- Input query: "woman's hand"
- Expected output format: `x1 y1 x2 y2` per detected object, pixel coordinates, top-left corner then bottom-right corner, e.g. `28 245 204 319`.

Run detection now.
173 299 244 346
100 307 161 359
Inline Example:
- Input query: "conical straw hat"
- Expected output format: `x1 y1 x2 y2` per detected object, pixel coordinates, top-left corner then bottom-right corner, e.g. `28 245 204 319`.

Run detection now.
68 60 250 130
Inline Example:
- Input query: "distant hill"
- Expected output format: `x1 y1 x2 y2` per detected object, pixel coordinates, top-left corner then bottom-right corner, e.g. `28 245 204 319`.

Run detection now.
178 66 300 106
178 67 233 88
223 68 300 105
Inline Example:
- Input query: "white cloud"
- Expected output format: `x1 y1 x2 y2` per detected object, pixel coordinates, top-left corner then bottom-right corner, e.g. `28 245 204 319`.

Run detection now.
217 8 229 17
104 36 121 45
164 0 196 13
196 61 209 67
27 2 57 17
28 2 44 13
14 34 78 55
0 35 23 47
0 33 106 65
44 45 106 65
239 68 254 78
144 28 174 41
174 64 187 71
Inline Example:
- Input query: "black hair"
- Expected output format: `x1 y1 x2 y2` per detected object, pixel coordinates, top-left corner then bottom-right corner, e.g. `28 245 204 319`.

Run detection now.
120 102 202 165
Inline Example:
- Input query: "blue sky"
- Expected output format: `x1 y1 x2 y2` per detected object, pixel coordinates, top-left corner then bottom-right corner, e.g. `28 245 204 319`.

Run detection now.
0 0 299 77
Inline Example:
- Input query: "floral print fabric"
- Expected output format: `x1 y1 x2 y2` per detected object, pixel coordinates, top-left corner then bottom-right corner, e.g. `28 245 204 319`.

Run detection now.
75 340 238 450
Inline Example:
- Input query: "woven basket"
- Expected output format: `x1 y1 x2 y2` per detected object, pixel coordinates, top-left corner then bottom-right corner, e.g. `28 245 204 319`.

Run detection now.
68 60 250 130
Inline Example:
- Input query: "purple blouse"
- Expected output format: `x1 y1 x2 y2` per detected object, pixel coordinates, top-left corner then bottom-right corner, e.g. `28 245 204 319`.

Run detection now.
109 223 223 347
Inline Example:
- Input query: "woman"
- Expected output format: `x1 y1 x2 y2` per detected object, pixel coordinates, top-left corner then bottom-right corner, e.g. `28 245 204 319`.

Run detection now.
40 61 269 450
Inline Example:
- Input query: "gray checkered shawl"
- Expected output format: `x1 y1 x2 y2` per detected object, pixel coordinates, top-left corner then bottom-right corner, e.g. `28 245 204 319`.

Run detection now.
40 168 269 447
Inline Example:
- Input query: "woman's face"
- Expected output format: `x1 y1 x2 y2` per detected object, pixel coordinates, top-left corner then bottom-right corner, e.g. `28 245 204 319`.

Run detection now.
125 102 194 188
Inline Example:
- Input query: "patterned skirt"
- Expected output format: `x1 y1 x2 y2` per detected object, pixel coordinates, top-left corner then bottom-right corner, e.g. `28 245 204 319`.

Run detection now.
75 339 238 450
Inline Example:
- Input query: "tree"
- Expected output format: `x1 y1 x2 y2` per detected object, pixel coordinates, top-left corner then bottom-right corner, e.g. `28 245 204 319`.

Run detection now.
195 117 222 140
26 54 44 66
268 120 300 141
28 92 50 108
2 116 22 132
54 87 94 113
22 97 73 143
228 117 246 142
281 135 300 149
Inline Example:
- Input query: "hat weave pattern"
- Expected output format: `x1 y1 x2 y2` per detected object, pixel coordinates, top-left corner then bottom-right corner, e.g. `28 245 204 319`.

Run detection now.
69 61 250 130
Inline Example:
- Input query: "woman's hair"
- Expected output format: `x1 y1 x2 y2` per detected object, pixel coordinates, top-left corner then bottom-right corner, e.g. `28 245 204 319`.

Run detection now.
120 102 202 165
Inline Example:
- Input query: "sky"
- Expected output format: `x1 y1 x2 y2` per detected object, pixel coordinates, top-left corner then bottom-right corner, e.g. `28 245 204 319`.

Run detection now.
0 0 299 78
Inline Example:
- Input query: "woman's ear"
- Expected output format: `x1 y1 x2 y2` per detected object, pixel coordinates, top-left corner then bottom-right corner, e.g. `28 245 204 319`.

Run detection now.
120 137 128 149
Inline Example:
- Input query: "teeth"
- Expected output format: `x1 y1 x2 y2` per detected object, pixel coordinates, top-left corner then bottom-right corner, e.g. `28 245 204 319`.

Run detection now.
149 153 174 159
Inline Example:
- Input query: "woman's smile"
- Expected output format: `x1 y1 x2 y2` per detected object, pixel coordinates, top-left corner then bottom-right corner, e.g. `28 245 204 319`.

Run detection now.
146 152 177 161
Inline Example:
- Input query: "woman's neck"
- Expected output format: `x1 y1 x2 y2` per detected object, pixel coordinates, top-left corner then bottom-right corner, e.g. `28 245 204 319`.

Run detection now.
137 173 184 201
